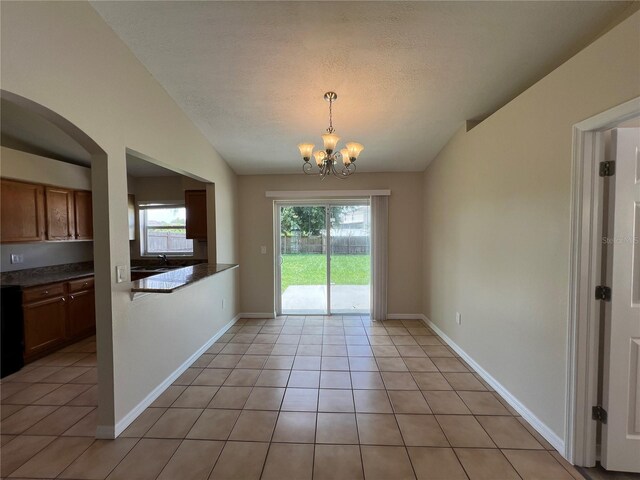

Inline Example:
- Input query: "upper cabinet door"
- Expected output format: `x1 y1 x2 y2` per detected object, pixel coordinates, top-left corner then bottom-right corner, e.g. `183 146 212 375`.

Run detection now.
1 179 46 243
45 187 75 240
185 189 208 240
74 190 93 240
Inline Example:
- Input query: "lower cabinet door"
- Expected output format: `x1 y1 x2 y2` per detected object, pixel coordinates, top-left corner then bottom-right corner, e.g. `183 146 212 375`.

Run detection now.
23 296 67 359
68 289 95 338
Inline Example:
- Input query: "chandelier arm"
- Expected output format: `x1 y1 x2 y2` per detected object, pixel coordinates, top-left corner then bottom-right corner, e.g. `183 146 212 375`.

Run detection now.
330 160 348 180
341 162 356 177
305 162 321 176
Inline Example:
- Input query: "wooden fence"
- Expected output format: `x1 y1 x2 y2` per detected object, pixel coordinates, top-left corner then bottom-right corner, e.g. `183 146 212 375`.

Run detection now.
147 231 193 252
281 235 370 254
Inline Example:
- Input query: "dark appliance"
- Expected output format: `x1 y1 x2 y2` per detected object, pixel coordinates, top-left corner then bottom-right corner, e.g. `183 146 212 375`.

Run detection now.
1 285 24 377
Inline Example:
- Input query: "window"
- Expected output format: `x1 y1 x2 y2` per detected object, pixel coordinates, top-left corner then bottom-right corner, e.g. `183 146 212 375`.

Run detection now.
139 204 193 256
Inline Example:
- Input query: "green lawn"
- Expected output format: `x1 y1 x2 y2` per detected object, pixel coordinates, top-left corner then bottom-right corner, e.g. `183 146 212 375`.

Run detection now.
281 254 370 291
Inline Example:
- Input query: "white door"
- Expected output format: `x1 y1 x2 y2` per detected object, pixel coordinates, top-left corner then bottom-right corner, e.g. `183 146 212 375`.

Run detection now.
602 127 640 472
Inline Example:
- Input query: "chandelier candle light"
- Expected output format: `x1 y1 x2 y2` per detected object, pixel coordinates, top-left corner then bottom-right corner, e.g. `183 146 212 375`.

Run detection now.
298 92 364 179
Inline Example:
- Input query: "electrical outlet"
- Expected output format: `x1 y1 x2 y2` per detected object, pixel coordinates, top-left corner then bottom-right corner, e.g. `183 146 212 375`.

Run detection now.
456 312 462 325
10 254 24 264
260 246 267 255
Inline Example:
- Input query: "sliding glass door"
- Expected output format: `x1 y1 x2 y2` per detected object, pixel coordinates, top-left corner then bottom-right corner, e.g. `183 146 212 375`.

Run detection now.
329 205 371 313
276 200 371 315
278 205 328 314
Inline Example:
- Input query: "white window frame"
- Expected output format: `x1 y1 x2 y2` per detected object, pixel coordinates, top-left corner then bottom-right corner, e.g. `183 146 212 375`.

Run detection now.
139 203 193 257
274 198 372 316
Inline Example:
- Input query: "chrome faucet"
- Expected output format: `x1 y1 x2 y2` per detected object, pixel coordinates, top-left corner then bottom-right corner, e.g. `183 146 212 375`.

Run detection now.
157 254 168 265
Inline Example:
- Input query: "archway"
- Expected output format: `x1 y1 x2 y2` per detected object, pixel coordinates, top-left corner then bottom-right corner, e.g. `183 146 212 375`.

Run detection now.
1 89 115 438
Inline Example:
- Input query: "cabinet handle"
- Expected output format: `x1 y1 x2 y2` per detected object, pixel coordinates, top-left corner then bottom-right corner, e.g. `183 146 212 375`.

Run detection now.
42 290 49 295
61 297 66 302
70 295 75 300
83 282 88 287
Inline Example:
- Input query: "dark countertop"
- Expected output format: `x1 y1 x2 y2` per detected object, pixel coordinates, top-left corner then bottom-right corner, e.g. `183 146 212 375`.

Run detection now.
130 263 239 293
0 263 94 288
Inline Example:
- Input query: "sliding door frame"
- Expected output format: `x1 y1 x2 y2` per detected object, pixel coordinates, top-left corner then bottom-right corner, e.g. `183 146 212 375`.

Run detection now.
274 198 371 316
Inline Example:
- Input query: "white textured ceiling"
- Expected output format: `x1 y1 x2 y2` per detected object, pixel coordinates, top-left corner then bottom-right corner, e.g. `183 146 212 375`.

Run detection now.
92 1 631 174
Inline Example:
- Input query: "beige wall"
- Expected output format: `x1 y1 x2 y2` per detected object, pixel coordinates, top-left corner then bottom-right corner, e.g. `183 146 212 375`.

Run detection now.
1 146 92 190
0 147 94 271
1 1 239 435
422 11 640 440
238 173 423 314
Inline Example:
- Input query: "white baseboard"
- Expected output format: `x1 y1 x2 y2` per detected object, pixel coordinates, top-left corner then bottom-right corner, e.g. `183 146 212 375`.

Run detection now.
96 313 241 439
422 315 565 455
386 313 426 320
238 312 276 319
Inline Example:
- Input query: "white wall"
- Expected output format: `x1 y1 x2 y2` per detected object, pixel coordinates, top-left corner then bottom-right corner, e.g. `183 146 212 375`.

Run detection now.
422 10 640 444
1 1 239 435
1 147 94 271
238 173 423 315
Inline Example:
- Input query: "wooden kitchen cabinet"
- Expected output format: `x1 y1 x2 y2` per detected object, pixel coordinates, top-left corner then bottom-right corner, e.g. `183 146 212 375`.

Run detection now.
22 276 96 363
1 178 95 243
74 190 93 240
67 289 95 338
68 276 95 338
185 189 207 240
1 179 46 243
45 186 75 240
23 293 67 360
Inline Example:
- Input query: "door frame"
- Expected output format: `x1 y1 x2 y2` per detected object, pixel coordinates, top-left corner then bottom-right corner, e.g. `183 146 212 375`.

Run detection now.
566 96 640 466
274 199 371 316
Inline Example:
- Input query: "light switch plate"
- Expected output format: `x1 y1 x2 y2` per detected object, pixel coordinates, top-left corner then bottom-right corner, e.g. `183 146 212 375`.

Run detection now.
456 312 462 325
116 265 127 283
10 254 24 264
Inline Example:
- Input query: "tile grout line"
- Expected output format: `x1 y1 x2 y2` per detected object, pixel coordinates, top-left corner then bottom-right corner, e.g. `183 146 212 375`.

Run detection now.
257 327 303 480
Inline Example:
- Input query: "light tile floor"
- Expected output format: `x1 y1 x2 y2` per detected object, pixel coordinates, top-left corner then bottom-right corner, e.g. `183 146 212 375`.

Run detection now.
0 317 587 479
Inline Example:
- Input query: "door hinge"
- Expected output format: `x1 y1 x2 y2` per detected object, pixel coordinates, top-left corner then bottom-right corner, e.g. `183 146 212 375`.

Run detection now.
595 285 611 301
599 161 616 177
592 405 608 424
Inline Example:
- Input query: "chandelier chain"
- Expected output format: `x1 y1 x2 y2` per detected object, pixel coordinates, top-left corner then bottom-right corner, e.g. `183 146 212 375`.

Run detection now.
327 97 334 134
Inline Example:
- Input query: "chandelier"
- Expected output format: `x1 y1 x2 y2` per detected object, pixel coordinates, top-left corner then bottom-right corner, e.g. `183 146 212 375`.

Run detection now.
297 92 364 179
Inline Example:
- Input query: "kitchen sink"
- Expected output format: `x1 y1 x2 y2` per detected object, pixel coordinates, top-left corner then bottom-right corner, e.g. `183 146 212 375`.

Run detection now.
130 265 186 272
